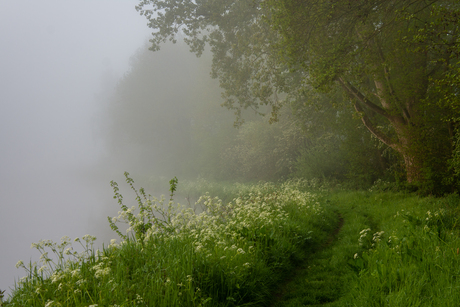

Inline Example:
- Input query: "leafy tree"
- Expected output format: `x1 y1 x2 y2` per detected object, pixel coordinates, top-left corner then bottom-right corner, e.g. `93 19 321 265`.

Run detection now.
103 42 235 179
135 0 288 126
136 0 460 190
263 0 460 188
220 108 307 181
292 88 397 187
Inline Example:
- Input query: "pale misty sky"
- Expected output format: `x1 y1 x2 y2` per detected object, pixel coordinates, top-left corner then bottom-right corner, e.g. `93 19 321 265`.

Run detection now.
0 0 152 295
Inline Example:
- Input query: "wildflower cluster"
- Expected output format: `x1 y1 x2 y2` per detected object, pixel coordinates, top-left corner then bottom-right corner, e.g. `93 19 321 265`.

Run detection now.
9 234 115 306
352 202 460 283
359 229 385 248
358 228 371 246
353 227 387 263
106 177 331 305
8 176 333 307
15 234 97 284
136 181 327 261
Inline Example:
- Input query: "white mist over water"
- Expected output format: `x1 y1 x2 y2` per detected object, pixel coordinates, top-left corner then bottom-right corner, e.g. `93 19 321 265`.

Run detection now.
0 0 151 296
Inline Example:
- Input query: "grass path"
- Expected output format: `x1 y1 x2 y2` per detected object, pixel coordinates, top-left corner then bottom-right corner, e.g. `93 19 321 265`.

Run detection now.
271 190 460 307
270 212 348 307
271 191 399 306
7 183 459 307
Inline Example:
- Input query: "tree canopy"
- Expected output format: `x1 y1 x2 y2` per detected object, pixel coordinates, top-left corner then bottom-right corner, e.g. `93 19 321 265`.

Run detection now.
135 0 460 191
136 0 288 125
264 0 460 185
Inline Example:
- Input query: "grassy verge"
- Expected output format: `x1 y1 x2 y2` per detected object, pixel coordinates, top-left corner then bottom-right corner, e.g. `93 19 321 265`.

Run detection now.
4 177 338 307
272 190 460 306
6 178 460 307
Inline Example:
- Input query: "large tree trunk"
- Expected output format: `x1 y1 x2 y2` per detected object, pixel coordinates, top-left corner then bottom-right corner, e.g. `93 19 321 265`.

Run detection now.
402 153 422 183
369 117 423 183
392 122 424 184
338 77 425 184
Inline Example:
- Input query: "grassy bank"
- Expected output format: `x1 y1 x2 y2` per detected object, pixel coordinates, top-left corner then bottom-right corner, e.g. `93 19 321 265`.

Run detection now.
4 177 338 306
4 178 460 306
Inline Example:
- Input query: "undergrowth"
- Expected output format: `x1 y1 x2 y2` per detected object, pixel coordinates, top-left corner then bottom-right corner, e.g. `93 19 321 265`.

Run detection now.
6 176 460 307
272 190 460 307
4 174 337 306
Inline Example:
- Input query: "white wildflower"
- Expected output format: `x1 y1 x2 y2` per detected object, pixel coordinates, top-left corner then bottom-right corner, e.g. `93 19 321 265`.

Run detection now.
71 269 80 278
82 234 96 243
15 260 24 269
136 294 144 303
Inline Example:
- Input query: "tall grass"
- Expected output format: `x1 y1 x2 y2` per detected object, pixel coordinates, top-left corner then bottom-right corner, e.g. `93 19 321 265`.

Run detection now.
343 192 460 306
9 177 459 306
270 190 460 307
4 175 337 306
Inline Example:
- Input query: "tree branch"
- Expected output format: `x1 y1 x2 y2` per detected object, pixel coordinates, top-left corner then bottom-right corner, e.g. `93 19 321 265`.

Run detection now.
353 102 401 152
338 77 388 116
338 77 407 125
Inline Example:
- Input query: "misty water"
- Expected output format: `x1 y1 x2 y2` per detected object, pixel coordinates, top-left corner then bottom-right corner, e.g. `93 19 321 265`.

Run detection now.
0 1 152 295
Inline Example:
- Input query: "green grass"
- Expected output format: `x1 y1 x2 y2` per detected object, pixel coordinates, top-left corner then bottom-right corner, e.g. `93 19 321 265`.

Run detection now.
272 190 460 307
4 178 460 307
3 177 338 307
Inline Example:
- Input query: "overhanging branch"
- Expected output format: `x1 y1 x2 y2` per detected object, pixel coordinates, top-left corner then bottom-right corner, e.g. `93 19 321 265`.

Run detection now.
353 102 401 152
338 77 407 126
338 77 389 117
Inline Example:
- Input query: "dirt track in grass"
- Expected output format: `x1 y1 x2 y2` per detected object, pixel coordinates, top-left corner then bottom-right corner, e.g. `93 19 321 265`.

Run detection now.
271 213 345 306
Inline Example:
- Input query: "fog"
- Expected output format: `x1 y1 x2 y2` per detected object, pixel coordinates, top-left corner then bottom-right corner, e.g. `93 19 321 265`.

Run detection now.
0 0 152 295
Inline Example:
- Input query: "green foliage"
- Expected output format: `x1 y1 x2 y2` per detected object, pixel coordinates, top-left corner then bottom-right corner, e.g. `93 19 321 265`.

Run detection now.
273 190 460 306
134 0 460 190
344 196 460 306
0 289 5 306
263 0 460 188
6 177 337 306
108 172 171 242
7 176 460 306
169 176 178 201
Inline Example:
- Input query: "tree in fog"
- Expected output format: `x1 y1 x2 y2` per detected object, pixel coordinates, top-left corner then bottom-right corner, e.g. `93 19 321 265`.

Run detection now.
104 42 233 178
135 0 460 192
104 41 311 182
265 0 460 191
